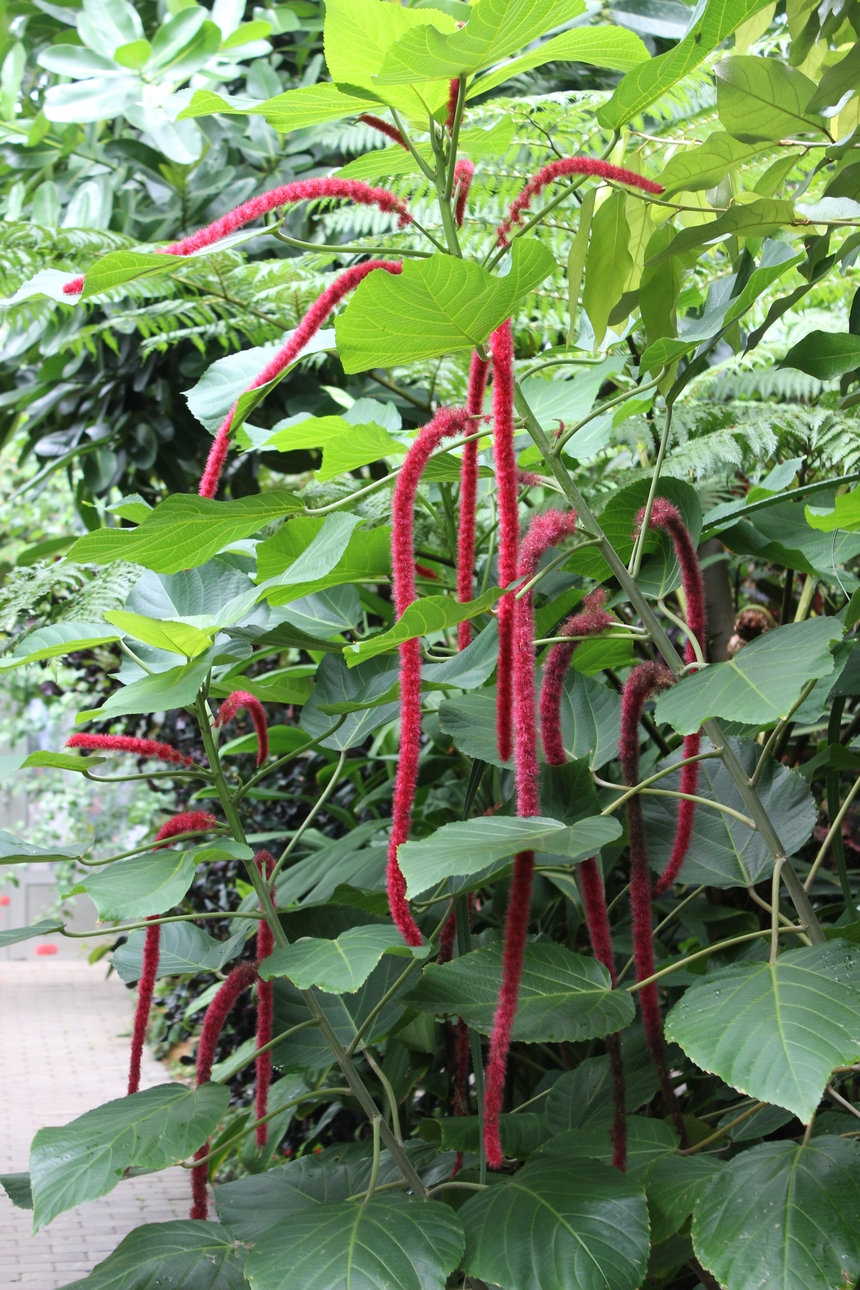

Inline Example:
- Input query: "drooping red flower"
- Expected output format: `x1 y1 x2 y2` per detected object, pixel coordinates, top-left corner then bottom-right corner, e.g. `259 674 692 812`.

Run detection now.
635 499 707 896
128 917 160 1096
190 960 257 1219
445 78 460 130
198 259 403 498
254 851 276 1147
65 733 195 767
620 661 686 1142
539 590 613 765
215 690 269 766
482 509 578 1168
389 407 474 946
497 158 664 246
457 350 490 650
358 113 408 150
35 943 58 955
453 158 474 228
153 811 219 845
490 320 518 763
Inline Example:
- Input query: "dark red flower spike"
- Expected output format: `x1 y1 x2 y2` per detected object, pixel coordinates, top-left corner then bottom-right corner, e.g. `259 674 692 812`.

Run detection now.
215 690 269 766
620 661 686 1143
389 407 474 946
198 260 403 498
457 350 490 650
254 851 276 1147
635 499 707 896
490 319 518 764
65 734 195 766
153 811 219 845
483 509 579 1169
497 158 664 247
357 114 408 150
453 158 474 228
190 961 257 1219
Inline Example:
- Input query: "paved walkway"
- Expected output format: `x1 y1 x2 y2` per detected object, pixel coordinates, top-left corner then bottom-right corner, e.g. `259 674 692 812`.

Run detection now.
1 961 190 1288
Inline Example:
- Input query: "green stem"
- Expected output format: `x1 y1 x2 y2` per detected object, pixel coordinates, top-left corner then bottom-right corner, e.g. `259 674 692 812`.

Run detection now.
628 925 805 992
59 910 265 937
629 404 673 578
555 371 666 454
190 1086 352 1165
270 747 348 882
233 720 346 803
444 76 468 202
364 1116 382 1203
827 697 854 909
214 1018 321 1080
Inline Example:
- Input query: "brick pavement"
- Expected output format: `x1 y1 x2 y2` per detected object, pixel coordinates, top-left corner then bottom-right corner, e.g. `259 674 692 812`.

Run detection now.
0 961 190 1288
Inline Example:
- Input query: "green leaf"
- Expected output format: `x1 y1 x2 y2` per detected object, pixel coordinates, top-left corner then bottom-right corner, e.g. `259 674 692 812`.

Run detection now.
466 24 649 98
259 514 362 595
654 616 844 735
375 0 585 83
715 55 824 142
643 739 815 887
274 822 386 908
420 1112 551 1158
302 654 400 750
30 1083 229 1230
0 829 86 863
68 492 302 574
806 488 860 533
260 926 429 993
583 190 632 349
180 83 366 127
400 814 622 898
665 942 860 1122
258 519 390 606
55 1220 247 1290
438 690 511 766
546 1037 661 1133
599 0 774 128
460 1156 650 1290
335 239 555 373
555 670 621 769
0 622 122 671
79 250 190 299
75 849 198 920
780 330 860 381
187 335 336 433
113 922 247 982
245 1193 464 1290
405 942 635 1041
719 500 860 579
77 654 212 723
0 1172 32 1210
645 1154 722 1245
345 586 503 667
646 199 796 266
104 611 213 658
692 1137 860 1290
657 132 769 196
0 919 63 948
537 1116 679 1175
315 424 404 481
806 40 860 113
272 957 407 1068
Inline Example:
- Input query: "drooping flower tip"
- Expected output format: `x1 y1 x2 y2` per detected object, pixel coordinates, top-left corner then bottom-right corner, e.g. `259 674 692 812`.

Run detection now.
65 733 196 767
357 113 408 150
215 690 269 766
497 157 664 246
35 942 58 955
445 78 460 130
63 276 84 295
453 158 474 228
154 811 219 845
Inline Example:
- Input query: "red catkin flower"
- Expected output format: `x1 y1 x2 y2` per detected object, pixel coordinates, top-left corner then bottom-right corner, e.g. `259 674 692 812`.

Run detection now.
358 113 409 150
457 350 490 650
254 851 276 1147
65 733 195 767
497 158 664 247
35 943 58 955
216 690 269 766
453 158 474 228
153 810 219 845
490 320 518 763
483 509 578 1168
389 407 473 946
620 661 687 1143
62 178 412 296
198 259 403 498
538 587 626 1168
415 562 439 580
636 500 707 897
445 78 460 130
190 961 257 1219
128 917 160 1096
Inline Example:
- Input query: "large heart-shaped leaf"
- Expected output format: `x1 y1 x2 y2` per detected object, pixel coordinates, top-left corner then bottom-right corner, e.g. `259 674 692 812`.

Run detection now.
260 926 428 993
466 24 648 97
69 492 302 574
0 622 121 671
642 739 816 887
665 942 860 1122
693 1137 860 1290
56 1220 247 1290
654 616 844 735
645 1154 723 1245
399 814 622 898
301 654 400 751
335 239 554 373
74 849 200 920
536 1117 678 1176
405 942 635 1041
30 1084 228 1230
460 1156 650 1290
271 957 407 1069
715 55 823 143
112 922 248 982
244 1194 464 1290
0 830 86 864
546 1034 661 1133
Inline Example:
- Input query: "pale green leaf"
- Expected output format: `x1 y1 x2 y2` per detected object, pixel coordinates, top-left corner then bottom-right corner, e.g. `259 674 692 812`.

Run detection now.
657 132 770 195
715 55 824 143
346 586 503 666
467 24 649 98
260 926 428 993
0 622 122 671
75 849 198 920
583 189 631 350
0 919 64 948
104 611 214 658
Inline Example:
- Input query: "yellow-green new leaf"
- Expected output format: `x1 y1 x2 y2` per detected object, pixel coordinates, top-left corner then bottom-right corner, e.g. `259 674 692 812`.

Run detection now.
104 611 214 658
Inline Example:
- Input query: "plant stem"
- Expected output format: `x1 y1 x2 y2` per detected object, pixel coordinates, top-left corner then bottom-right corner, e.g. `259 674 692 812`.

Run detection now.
805 772 860 891
677 1100 765 1154
270 747 348 881
629 404 673 578
628 925 805 992
599 753 720 815
364 1116 382 1202
827 696 854 909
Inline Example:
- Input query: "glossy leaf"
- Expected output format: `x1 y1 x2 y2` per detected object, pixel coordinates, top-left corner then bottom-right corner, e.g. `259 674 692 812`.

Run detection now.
536 1116 678 1175
399 814 622 897
665 942 860 1122
715 55 823 143
460 1156 650 1290
467 23 649 97
56 1221 247 1290
654 616 844 734
0 829 86 864
335 239 554 373
345 586 503 666
546 1036 661 1133
693 1137 860 1290
260 926 428 993
187 333 335 432
30 1083 229 1230
405 942 635 1041
258 518 390 606
104 610 213 658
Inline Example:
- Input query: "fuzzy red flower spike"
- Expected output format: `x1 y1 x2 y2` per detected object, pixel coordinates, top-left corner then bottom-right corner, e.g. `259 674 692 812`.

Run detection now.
457 350 490 650
497 158 663 247
65 734 195 766
253 851 276 1147
489 319 518 764
215 690 269 766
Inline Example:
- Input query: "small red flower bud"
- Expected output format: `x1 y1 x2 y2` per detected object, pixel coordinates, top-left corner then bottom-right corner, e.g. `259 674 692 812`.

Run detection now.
215 690 269 766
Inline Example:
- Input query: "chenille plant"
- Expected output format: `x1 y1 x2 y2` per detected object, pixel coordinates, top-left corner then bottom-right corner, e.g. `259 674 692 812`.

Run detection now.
9 0 860 1288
